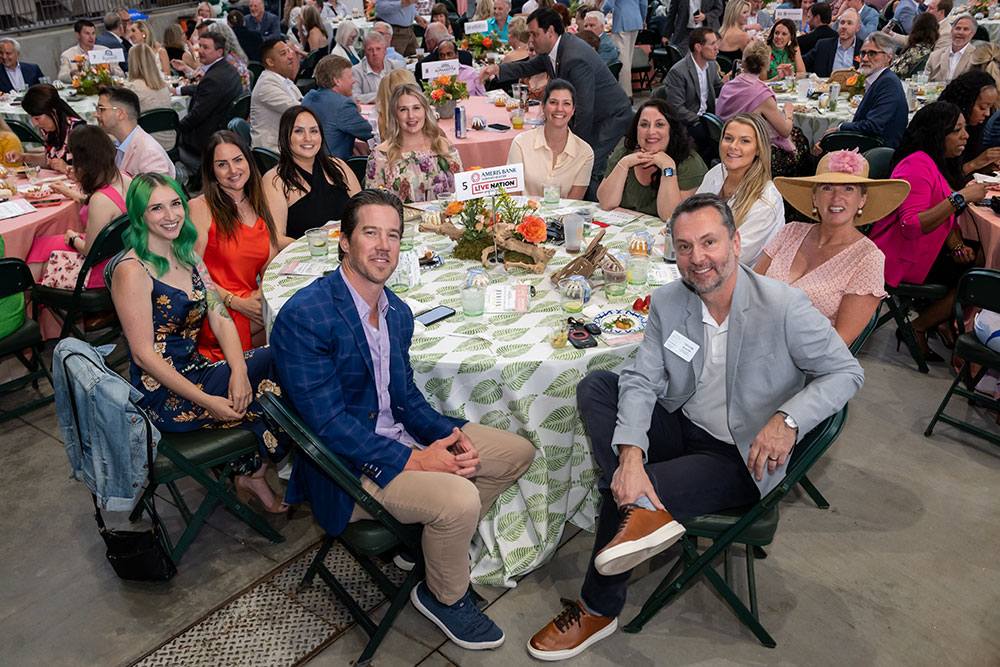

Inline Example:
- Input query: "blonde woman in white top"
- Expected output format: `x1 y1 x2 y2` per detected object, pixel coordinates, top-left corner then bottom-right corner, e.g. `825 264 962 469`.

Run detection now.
695 113 784 266
507 79 593 200
128 20 170 76
125 43 174 152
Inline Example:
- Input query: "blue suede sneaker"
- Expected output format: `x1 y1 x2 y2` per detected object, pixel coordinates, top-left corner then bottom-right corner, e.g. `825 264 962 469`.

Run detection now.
410 581 505 650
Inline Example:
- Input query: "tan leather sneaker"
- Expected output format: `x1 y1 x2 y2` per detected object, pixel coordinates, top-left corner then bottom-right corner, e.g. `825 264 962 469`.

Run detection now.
593 504 686 576
527 599 617 661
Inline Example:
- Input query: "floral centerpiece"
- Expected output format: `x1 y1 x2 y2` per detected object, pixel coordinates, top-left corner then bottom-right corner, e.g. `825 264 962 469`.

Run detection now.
845 72 866 97
461 31 506 61
422 74 469 118
420 189 554 272
365 0 376 19
71 56 112 96
963 0 990 16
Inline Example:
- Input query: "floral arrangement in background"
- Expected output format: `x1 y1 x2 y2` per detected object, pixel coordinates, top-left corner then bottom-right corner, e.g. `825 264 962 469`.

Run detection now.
364 0 376 19
421 74 470 107
462 31 507 61
845 72 866 97
72 56 112 96
963 0 990 16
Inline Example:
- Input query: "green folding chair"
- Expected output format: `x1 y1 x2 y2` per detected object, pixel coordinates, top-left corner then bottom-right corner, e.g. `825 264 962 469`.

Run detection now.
218 93 252 131
819 130 885 155
630 47 652 92
137 108 181 163
259 392 425 667
716 54 734 75
100 256 285 563
795 309 878 510
248 60 264 90
925 268 1000 448
227 117 252 147
346 155 368 187
252 147 280 173
623 407 849 647
7 118 45 147
875 282 950 373
862 146 894 180
0 257 54 423
35 213 129 348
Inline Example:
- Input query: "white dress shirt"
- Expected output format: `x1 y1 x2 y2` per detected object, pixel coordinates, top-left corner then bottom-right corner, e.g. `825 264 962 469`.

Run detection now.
948 43 969 81
681 301 734 444
548 34 563 71
5 63 25 91
694 55 709 115
688 0 703 28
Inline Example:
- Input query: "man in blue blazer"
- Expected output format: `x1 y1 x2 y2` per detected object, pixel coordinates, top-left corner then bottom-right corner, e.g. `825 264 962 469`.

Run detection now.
271 190 534 652
819 32 908 150
302 54 373 159
0 38 43 93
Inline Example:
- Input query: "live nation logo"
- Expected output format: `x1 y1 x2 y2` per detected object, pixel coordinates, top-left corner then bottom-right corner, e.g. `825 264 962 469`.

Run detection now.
454 164 524 201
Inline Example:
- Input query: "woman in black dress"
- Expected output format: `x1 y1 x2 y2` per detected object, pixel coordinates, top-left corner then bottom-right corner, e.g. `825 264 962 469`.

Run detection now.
262 105 362 246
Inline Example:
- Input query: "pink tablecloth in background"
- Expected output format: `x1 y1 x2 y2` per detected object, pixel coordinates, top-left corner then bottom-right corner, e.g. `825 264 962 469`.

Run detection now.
364 96 539 169
0 170 83 339
963 203 1000 270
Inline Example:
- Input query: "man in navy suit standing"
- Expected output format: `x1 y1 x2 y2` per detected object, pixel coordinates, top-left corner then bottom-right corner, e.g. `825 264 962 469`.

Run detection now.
814 32 908 152
95 11 129 73
0 38 43 93
271 190 534 652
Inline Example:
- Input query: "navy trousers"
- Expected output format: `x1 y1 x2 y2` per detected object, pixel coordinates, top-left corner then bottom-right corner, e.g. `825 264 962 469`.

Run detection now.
578 370 761 618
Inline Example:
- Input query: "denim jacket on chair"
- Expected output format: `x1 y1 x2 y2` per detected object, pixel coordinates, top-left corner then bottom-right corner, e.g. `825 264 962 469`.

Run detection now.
53 338 159 511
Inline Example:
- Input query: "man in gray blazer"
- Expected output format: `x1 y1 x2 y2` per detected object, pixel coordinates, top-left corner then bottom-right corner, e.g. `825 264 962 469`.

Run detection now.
480 8 632 198
527 194 863 661
662 28 724 165
664 0 723 54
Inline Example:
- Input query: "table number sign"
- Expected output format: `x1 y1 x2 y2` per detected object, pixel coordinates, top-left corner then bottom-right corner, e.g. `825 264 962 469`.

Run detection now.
422 59 461 79
775 8 802 21
454 163 524 200
464 20 489 34
87 47 124 64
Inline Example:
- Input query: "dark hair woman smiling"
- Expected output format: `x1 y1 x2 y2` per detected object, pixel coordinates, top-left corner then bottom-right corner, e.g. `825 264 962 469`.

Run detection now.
4 83 84 174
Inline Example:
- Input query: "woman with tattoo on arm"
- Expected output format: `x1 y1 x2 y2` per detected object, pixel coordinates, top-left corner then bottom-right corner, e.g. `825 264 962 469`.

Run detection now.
110 173 291 513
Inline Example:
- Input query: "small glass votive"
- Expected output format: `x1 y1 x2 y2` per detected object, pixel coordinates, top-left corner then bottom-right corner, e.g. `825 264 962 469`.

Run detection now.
510 108 524 129
305 227 328 258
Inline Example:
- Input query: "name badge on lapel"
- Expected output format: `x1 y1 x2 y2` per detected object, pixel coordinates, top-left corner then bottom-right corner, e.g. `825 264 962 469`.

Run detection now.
664 330 699 362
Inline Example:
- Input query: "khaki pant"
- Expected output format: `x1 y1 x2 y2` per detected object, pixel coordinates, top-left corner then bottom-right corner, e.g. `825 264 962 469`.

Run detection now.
389 24 419 57
611 30 639 98
350 422 534 605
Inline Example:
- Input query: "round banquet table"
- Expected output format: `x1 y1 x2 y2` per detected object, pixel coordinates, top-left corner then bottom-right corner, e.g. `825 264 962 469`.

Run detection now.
0 88 188 125
775 84 941 147
362 95 540 169
261 199 672 586
963 196 1000 271
0 169 82 339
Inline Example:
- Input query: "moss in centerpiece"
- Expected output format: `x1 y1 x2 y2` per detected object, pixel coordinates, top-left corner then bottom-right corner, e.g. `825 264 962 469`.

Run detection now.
453 235 495 261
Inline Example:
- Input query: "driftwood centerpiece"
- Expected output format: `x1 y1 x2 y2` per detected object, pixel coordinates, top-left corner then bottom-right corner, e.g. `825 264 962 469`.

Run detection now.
419 191 554 272
549 229 610 285
490 222 556 273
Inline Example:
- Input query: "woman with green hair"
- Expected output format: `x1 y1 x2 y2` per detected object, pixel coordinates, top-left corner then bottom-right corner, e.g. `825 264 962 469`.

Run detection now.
110 173 291 513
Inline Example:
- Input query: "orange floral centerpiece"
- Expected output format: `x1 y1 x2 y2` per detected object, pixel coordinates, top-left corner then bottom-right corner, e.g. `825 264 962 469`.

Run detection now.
71 55 112 96
461 31 507 61
421 74 469 118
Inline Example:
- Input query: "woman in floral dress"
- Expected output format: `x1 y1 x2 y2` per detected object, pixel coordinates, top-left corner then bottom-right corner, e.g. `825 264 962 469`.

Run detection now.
366 83 463 203
110 173 290 513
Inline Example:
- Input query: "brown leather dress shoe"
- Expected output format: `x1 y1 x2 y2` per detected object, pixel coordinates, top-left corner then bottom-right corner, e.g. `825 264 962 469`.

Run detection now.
594 504 686 576
527 598 617 661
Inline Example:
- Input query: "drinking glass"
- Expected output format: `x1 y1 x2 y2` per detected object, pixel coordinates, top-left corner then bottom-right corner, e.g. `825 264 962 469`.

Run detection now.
305 228 328 257
628 256 649 285
542 182 560 206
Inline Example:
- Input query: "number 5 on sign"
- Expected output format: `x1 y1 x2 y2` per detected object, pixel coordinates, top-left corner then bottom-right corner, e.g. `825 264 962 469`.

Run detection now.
453 164 524 201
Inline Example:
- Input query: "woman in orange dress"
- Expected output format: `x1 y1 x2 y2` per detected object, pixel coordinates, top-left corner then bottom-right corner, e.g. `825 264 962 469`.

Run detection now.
190 130 279 362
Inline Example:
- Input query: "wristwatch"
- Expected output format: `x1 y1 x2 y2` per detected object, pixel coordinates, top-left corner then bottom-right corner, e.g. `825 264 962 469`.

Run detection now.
777 411 798 433
662 167 675 178
948 192 967 211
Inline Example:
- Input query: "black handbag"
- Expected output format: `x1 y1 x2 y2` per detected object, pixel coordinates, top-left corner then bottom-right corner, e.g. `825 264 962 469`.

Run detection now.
62 350 177 582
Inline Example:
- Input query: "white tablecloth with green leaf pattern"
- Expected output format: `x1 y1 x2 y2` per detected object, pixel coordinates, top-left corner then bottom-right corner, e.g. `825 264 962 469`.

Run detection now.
261 200 671 586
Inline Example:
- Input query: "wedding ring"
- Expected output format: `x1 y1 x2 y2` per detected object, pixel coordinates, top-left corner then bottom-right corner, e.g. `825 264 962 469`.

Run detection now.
768 456 779 461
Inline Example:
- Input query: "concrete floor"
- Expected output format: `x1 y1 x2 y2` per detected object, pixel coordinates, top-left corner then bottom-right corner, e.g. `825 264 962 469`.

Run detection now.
1 324 998 667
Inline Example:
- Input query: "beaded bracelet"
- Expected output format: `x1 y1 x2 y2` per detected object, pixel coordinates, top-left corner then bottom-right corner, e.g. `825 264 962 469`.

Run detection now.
224 293 234 308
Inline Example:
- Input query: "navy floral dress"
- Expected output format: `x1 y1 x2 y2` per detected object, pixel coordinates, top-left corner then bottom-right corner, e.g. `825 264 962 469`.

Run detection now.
126 259 288 466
